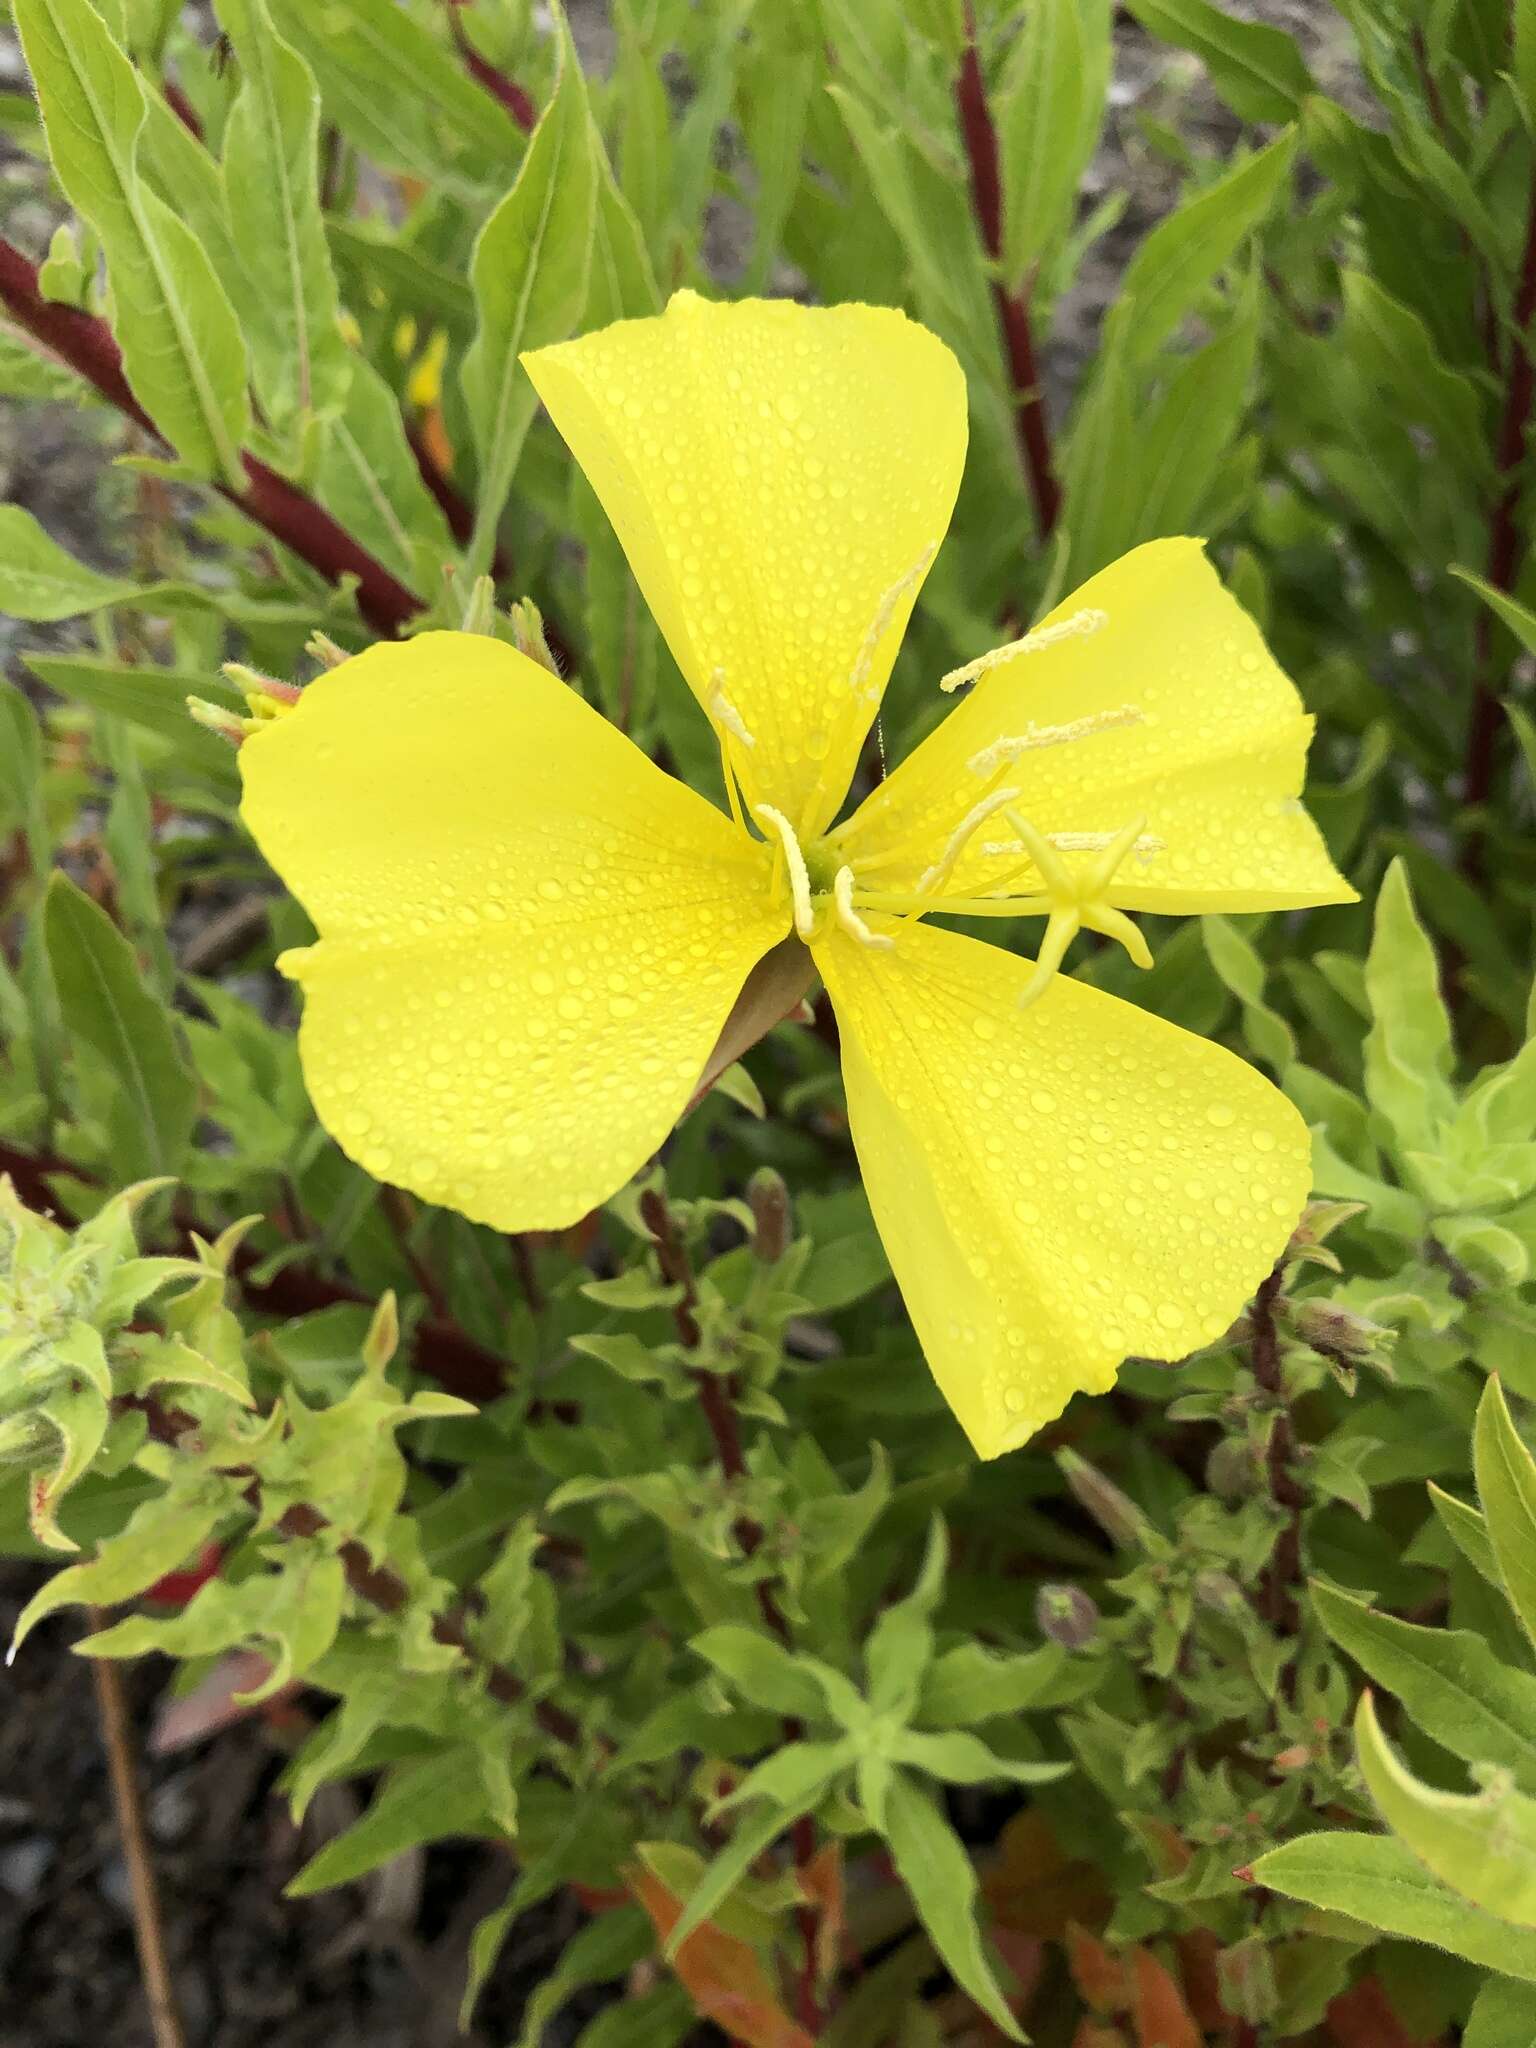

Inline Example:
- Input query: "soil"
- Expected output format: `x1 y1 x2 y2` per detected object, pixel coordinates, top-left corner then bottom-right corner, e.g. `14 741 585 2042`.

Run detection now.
0 4 1363 2042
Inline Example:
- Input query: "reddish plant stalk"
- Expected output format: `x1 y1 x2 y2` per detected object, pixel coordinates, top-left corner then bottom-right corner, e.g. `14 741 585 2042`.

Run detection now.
0 238 423 635
954 5 1062 543
441 0 537 133
1464 171 1536 853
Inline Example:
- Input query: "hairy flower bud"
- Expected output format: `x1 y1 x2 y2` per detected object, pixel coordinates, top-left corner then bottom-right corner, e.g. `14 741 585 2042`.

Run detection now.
1057 1448 1149 1549
1193 1569 1242 1611
1035 1582 1099 1648
747 1168 791 1264
1291 1299 1393 1366
1206 1437 1262 1502
509 597 560 675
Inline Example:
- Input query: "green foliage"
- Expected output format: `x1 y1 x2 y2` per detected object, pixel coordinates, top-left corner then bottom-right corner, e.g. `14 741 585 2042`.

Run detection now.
2 0 1536 2039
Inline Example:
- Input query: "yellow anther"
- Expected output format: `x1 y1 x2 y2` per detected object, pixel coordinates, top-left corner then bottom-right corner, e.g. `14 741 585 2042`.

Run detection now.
940 607 1108 694
708 671 756 749
982 829 1164 860
833 865 893 949
798 540 940 838
966 704 1143 776
1003 811 1156 1010
850 542 939 701
755 804 815 938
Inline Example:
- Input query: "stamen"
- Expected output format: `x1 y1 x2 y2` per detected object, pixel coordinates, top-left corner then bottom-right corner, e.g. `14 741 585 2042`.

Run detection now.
940 608 1108 693
708 671 756 749
833 866 894 949
967 704 1142 776
755 804 815 938
981 830 1164 860
797 540 940 839
850 542 939 701
914 787 1021 897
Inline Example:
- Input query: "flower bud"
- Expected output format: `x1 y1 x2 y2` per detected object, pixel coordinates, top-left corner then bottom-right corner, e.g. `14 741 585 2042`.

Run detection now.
1035 1582 1099 1648
509 598 560 675
1206 1437 1262 1502
1291 1299 1393 1366
1056 1448 1149 1549
305 631 350 670
1193 1569 1242 1611
747 1168 791 1264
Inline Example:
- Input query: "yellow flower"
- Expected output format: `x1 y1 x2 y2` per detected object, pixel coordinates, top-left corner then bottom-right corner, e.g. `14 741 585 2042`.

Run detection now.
239 291 1355 1460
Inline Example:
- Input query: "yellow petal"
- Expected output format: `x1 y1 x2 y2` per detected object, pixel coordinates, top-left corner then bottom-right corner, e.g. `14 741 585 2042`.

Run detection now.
239 633 785 1230
814 919 1310 1459
523 290 967 836
837 538 1355 913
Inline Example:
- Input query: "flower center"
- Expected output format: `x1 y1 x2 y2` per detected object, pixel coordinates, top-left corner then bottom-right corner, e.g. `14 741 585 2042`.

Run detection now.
753 807 891 950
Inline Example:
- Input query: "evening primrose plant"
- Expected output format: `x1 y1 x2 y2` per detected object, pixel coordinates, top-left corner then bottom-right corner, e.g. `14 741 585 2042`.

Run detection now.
7 1 1536 2042
239 291 1354 1460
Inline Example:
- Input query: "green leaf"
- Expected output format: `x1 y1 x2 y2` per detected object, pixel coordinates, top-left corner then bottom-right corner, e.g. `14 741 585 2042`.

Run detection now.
1125 0 1315 121
287 1745 502 1895
43 868 196 1187
1250 1831 1536 1981
1339 273 1488 486
893 1726 1068 1789
0 506 138 620
586 132 663 327
1310 1579 1536 1785
44 873 197 1184
11 1478 229 1652
266 0 518 190
915 1641 1083 1725
1465 1973 1536 2048
1517 0 1536 133
0 325 87 400
668 1741 844 1955
996 0 1112 290
1203 914 1296 1075
25 654 241 792
88 1551 348 1699
1428 1484 1500 1584
1453 569 1536 659
1474 1379 1536 1654
15 0 251 482
215 0 350 441
1111 130 1296 361
312 358 454 588
30 1379 110 1551
1355 1691 1536 1926
691 1624 828 1721
865 1518 946 1718
461 17 597 578
881 1773 1023 2041
503 1905 651 2046
1363 859 1456 1152
1122 295 1259 545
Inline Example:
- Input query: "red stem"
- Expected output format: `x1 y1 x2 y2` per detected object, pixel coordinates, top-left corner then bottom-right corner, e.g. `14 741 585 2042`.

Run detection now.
161 78 203 141
0 238 424 636
1464 173 1536 836
955 5 1062 542
441 0 537 132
